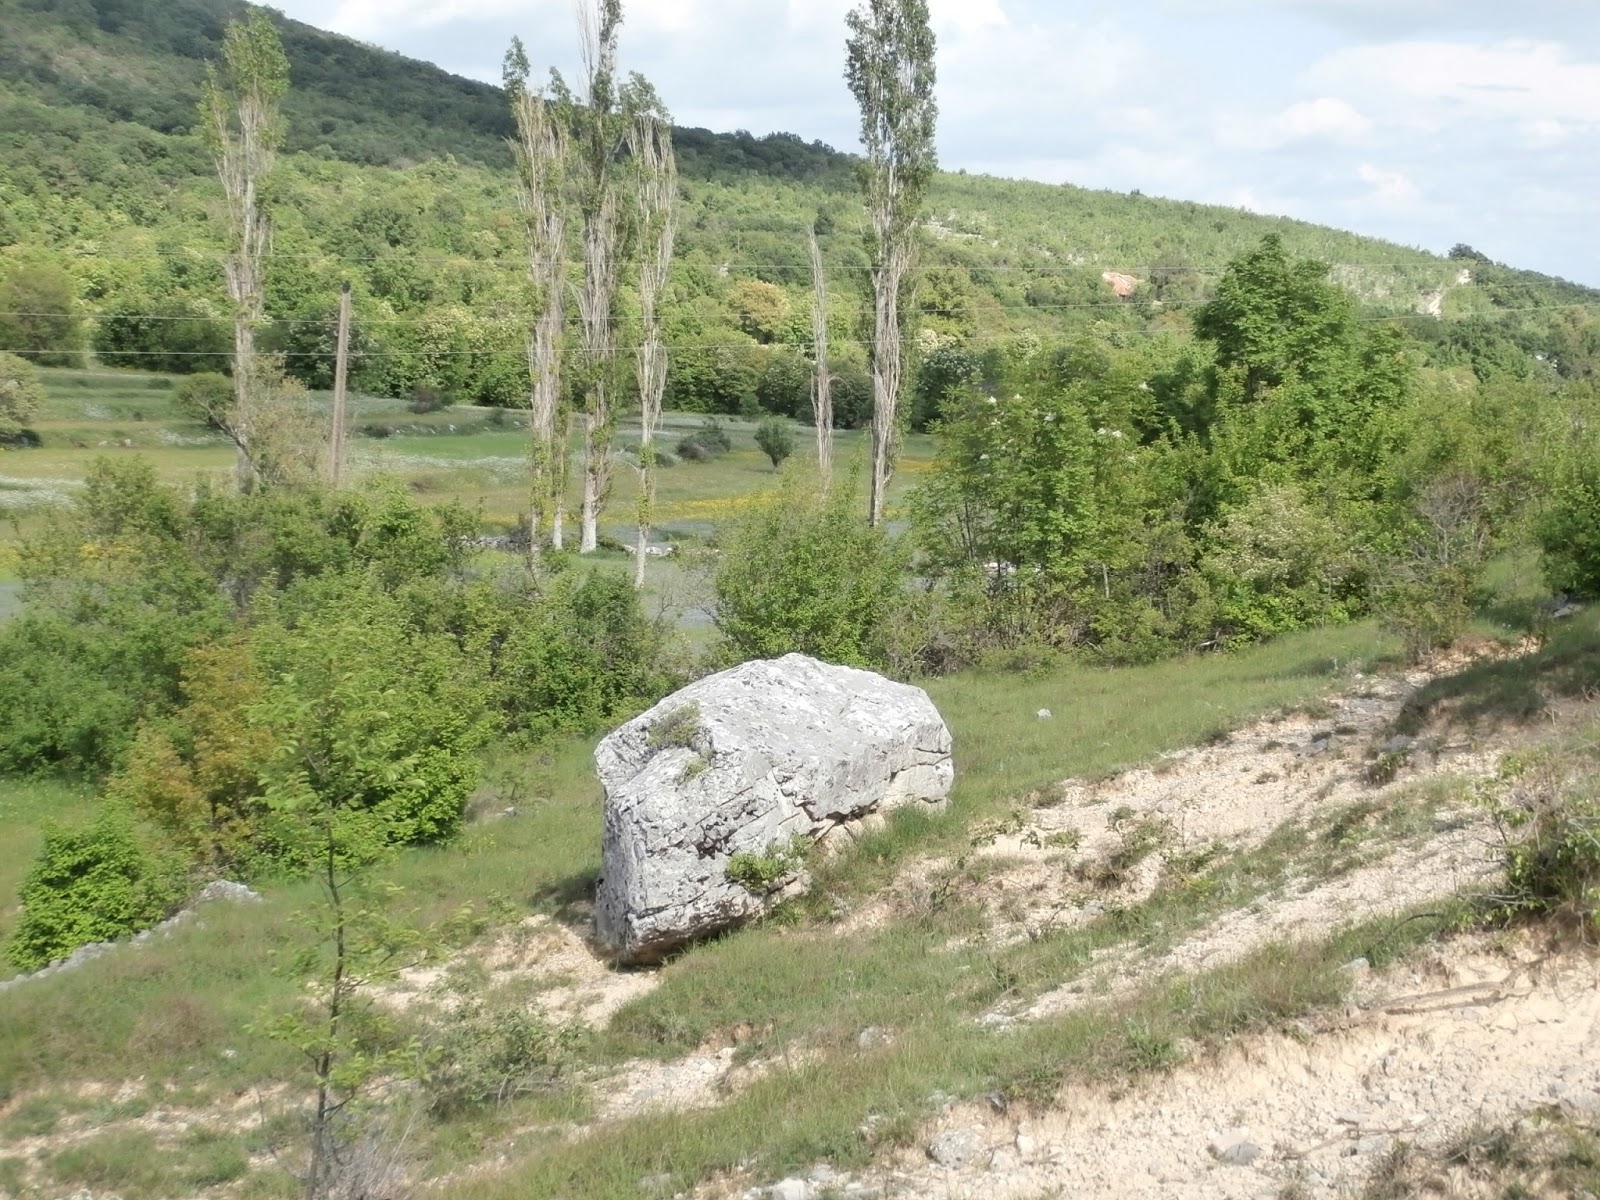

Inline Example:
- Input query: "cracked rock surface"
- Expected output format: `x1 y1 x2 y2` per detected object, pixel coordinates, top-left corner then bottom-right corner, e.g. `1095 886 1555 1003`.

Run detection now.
594 654 954 963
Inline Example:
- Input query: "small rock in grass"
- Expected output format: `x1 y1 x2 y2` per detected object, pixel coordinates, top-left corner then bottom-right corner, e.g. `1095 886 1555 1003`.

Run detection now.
857 1026 893 1050
1037 708 1053 720
768 1179 809 1200
1339 957 1371 975
928 1129 981 1168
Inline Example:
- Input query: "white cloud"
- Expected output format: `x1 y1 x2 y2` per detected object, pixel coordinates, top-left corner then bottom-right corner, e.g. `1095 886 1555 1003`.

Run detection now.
1216 96 1373 149
1355 162 1423 208
1308 39 1600 127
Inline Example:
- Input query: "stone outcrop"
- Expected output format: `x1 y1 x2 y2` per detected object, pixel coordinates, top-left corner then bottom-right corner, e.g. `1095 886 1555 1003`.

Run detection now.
593 654 954 964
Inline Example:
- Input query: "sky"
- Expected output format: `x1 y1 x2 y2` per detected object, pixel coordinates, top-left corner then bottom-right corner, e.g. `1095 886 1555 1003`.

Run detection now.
269 0 1600 285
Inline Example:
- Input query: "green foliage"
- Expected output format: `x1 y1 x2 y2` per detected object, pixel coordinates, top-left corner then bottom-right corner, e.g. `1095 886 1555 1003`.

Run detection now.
1194 234 1355 401
713 476 907 668
726 838 806 893
679 417 733 459
1202 483 1361 644
753 416 795 468
493 568 666 744
8 813 185 972
0 263 83 367
95 299 230 374
171 371 233 429
424 997 585 1116
1490 750 1600 931
1539 417 1600 597
0 351 46 439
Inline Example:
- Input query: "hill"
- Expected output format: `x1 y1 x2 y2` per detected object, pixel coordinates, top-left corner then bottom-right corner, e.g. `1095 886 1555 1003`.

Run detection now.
1 0 1596 411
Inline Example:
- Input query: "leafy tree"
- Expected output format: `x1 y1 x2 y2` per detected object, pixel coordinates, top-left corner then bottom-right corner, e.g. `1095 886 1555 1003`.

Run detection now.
0 263 84 366
96 297 230 374
1192 234 1355 403
0 351 46 439
714 475 906 667
846 0 938 525
754 416 795 468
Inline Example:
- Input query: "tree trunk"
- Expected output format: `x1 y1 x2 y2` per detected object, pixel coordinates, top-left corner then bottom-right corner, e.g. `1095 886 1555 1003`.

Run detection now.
808 227 833 488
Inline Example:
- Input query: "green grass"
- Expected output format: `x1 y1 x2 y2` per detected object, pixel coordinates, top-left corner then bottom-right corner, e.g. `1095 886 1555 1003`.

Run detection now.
8 366 933 534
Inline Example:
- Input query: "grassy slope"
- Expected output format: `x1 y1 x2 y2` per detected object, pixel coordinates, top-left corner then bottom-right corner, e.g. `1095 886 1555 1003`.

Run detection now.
0 613 1404 1193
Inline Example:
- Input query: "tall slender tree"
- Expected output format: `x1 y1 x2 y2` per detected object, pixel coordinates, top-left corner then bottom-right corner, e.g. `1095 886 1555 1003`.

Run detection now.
628 110 678 588
845 0 938 526
808 224 834 487
200 9 289 490
559 0 629 555
505 38 571 564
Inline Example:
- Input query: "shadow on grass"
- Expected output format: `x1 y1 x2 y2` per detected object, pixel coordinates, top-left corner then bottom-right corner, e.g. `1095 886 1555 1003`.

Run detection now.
529 869 601 932
1396 610 1600 734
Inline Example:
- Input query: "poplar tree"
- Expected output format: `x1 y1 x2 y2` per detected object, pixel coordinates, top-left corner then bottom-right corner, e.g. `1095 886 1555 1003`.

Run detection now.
808 224 834 486
560 0 629 554
845 0 938 526
200 8 289 490
505 38 571 561
628 109 678 587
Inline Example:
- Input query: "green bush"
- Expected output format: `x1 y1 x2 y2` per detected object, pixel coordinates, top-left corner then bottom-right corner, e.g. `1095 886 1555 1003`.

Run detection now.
424 998 585 1116
1540 468 1600 598
1491 751 1600 931
0 351 45 440
494 568 667 743
713 476 906 668
1202 483 1361 644
753 416 795 468
8 814 186 972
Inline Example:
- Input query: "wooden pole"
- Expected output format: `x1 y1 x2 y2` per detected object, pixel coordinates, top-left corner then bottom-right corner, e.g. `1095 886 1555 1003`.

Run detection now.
329 281 352 486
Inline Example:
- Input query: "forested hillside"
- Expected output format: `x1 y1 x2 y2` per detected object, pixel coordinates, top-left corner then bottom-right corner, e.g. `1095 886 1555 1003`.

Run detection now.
3 0 1596 415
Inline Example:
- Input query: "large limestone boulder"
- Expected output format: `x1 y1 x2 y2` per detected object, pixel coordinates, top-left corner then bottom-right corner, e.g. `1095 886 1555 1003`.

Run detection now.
593 653 953 963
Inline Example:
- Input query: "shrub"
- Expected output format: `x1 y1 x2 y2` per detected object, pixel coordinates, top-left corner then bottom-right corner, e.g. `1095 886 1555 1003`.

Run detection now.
1540 466 1600 598
1202 483 1362 644
8 814 186 972
726 838 806 893
647 703 702 751
494 569 666 743
172 580 493 869
408 384 450 414
424 999 585 1116
0 351 45 440
713 476 907 668
753 416 795 468
1491 751 1600 931
676 417 732 461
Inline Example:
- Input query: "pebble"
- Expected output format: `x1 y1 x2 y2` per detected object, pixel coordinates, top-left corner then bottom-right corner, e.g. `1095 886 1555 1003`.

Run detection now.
1037 708 1053 720
857 1026 893 1049
769 1179 809 1200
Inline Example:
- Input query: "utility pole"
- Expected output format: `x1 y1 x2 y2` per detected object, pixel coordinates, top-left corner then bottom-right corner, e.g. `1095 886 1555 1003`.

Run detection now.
329 281 351 486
